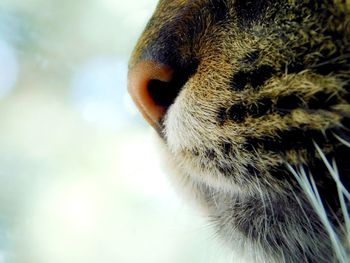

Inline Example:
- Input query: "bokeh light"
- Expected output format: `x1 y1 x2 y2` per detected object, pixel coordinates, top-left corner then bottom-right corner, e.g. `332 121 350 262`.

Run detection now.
0 40 18 99
70 57 141 129
0 1 229 263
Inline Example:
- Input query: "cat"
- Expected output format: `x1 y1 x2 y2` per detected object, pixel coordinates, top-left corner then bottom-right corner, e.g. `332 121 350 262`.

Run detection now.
128 1 350 262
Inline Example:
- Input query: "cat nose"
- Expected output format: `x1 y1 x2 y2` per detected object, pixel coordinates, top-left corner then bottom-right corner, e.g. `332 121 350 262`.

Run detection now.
128 60 175 129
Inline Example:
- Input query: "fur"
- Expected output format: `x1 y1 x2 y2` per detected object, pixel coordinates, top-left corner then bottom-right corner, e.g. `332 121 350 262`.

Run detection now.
129 0 350 262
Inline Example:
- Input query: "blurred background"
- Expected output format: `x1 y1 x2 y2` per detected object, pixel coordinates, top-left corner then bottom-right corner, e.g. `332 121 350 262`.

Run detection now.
0 0 229 262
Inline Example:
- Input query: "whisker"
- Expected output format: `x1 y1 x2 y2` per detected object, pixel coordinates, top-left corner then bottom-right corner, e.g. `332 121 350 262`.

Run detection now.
309 54 350 69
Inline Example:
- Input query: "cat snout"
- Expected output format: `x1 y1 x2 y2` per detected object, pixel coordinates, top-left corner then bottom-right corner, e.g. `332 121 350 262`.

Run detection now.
128 60 176 129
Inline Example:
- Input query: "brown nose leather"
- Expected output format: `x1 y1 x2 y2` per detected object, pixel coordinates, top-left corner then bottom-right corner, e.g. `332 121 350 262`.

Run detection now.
128 60 174 129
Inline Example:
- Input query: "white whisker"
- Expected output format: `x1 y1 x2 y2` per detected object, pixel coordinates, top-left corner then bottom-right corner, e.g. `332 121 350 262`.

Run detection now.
287 162 349 263
334 133 350 148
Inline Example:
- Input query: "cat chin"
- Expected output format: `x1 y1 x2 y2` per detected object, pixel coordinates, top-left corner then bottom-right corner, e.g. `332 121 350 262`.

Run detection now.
156 130 339 263
156 135 261 207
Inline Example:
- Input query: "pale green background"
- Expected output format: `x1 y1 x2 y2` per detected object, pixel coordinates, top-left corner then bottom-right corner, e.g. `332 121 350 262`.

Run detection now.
0 1 229 262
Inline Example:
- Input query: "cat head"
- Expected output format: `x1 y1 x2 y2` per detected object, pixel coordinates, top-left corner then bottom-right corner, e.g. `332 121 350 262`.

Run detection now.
128 1 350 261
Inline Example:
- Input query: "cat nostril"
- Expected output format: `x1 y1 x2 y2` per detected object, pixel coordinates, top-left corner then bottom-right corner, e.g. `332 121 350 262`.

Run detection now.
128 60 175 129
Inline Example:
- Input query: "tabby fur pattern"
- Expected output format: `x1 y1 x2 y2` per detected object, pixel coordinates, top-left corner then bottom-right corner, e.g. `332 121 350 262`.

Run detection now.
129 1 350 262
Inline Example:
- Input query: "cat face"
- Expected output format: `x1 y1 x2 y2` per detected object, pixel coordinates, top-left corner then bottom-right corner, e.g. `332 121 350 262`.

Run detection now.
128 1 350 262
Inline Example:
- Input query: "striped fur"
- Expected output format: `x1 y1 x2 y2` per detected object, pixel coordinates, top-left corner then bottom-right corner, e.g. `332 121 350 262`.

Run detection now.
130 0 350 262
